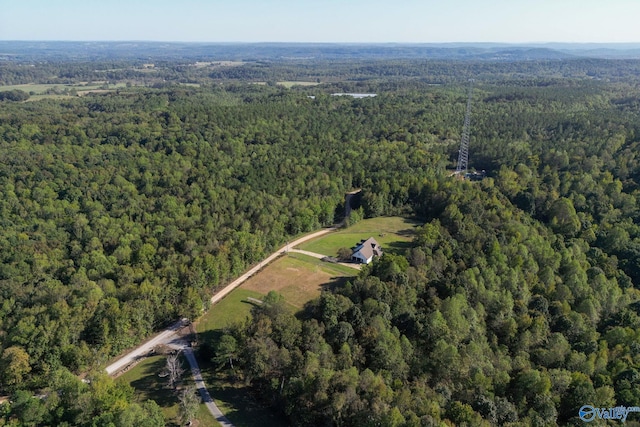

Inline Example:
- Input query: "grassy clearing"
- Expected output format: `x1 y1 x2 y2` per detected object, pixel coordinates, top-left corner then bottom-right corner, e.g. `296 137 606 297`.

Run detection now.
241 253 356 309
117 356 167 400
277 81 321 88
1 82 132 101
0 82 129 94
195 289 291 427
298 216 421 257
0 83 69 94
117 354 219 426
197 252 355 336
197 288 264 335
194 252 355 426
117 355 179 420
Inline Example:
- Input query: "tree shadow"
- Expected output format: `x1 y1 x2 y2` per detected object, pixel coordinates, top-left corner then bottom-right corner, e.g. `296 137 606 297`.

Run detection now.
209 374 290 427
243 299 263 309
196 329 224 362
321 275 351 293
395 227 418 237
297 275 352 320
129 358 180 408
384 240 413 255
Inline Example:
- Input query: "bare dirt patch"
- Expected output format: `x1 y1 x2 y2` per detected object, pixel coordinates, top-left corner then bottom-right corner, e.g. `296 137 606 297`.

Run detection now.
241 254 352 308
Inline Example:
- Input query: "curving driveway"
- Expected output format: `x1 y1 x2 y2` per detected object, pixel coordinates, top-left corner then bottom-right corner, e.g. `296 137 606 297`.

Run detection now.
183 347 234 427
209 227 337 305
104 227 338 424
288 248 362 270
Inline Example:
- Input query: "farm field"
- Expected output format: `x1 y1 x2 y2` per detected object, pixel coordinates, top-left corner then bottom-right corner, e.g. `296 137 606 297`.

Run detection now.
0 82 131 99
276 81 321 88
298 216 421 258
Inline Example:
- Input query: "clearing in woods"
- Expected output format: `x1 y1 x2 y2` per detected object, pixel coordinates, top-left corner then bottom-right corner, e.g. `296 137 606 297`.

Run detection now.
277 81 321 88
193 253 357 427
240 252 357 309
298 216 421 258
0 82 131 100
190 217 419 427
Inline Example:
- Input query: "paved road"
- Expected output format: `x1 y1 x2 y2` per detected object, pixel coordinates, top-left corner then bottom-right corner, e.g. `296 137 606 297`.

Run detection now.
288 248 362 270
106 227 335 377
183 347 235 427
159 338 234 427
105 319 188 376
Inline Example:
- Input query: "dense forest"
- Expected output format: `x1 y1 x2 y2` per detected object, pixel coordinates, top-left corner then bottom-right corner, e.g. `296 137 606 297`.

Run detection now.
2 55 640 425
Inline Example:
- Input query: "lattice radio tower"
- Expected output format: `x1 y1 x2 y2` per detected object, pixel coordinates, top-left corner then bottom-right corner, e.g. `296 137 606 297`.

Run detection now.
455 80 474 175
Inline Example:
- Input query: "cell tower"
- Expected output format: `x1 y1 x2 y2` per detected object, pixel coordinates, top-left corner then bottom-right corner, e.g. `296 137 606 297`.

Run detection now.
455 80 474 175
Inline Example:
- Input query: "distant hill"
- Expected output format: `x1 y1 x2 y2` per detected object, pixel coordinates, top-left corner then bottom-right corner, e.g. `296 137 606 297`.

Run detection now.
2 41 640 61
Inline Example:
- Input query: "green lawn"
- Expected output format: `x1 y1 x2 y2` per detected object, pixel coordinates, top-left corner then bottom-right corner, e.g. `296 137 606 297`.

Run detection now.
117 355 177 408
298 216 421 257
196 288 264 335
117 354 220 426
195 287 290 427
287 252 358 276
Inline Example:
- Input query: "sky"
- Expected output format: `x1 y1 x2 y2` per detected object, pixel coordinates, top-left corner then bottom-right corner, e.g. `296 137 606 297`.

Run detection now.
2 0 640 43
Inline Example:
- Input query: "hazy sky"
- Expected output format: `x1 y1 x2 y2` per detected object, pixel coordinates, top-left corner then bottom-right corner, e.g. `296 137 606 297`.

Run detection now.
2 0 640 43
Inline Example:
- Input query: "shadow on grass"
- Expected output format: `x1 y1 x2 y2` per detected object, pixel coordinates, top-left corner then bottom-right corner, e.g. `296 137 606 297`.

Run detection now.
321 275 351 293
193 355 289 427
396 227 419 237
385 240 413 255
210 375 290 427
243 299 263 309
297 276 352 320
129 358 179 408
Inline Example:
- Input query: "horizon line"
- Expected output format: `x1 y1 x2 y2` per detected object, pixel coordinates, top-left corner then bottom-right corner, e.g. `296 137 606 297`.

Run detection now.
2 40 640 46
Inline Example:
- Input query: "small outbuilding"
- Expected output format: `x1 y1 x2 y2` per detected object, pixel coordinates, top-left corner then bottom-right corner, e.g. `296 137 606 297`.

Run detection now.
351 237 383 264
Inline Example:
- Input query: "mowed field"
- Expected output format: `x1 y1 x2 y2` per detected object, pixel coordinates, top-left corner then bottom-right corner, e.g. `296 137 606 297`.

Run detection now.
240 252 357 309
298 216 421 258
196 288 264 334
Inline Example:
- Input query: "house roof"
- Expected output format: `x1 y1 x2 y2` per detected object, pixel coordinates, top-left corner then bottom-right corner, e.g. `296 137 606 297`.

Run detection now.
353 237 382 260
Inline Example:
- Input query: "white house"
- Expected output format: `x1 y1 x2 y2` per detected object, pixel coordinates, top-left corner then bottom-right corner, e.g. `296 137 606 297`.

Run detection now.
351 237 383 264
